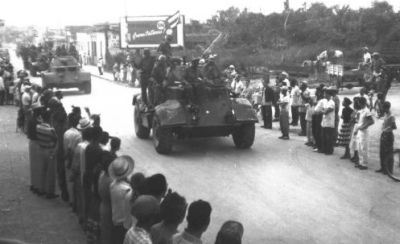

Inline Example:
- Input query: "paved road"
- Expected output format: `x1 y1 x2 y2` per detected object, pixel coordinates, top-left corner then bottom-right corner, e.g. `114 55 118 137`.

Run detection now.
46 72 400 244
2 49 400 243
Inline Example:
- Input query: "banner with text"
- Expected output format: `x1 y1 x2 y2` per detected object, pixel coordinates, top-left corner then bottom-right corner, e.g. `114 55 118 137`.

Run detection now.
120 12 185 48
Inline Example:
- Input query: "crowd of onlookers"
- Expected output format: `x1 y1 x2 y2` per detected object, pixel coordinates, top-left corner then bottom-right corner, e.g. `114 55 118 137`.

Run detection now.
11 63 245 243
252 71 397 173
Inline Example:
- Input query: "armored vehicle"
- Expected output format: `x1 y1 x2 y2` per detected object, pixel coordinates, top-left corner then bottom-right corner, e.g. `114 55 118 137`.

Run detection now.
41 56 91 94
133 81 258 154
29 52 51 76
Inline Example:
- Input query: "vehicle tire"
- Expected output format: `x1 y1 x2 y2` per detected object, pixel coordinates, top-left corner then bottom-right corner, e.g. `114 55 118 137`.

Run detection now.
152 115 173 154
232 123 255 149
83 82 91 94
386 149 400 182
134 103 150 139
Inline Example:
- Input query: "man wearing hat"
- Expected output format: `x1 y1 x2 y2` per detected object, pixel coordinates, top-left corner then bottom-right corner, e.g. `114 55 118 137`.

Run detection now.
203 54 221 83
63 114 82 209
278 86 290 140
124 195 160 244
109 155 135 243
158 34 173 59
73 119 92 224
150 55 168 107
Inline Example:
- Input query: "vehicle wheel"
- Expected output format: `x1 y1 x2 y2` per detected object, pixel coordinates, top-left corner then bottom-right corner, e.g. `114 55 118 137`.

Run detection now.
386 149 400 182
232 123 255 149
134 103 150 139
83 82 91 94
152 115 173 154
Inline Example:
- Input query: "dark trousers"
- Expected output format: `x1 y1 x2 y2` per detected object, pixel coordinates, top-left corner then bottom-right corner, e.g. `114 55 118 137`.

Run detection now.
312 114 323 149
98 67 103 75
380 132 394 173
111 224 127 244
322 127 335 154
274 103 280 119
140 76 150 105
291 106 299 125
299 112 306 134
0 90 4 105
261 105 272 128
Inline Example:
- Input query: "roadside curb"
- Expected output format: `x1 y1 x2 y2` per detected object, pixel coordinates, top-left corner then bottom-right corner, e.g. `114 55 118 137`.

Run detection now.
90 72 136 89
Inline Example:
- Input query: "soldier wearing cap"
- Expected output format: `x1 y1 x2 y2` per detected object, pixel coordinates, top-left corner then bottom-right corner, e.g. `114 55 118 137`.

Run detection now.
139 49 156 106
157 35 173 59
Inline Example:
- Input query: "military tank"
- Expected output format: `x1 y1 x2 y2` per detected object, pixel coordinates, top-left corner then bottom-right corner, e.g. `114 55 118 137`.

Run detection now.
133 80 258 154
41 56 91 94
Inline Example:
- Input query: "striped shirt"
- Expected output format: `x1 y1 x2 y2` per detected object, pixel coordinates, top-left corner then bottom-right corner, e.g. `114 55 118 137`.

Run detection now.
36 123 57 149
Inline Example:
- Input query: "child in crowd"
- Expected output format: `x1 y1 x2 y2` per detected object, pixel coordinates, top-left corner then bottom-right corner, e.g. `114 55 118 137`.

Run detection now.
374 92 385 118
349 97 361 163
337 97 354 159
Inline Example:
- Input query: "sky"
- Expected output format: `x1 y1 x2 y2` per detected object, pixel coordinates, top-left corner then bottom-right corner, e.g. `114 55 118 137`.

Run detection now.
1 0 399 28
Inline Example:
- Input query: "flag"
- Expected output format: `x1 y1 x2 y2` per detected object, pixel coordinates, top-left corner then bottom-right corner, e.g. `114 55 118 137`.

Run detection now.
165 11 180 30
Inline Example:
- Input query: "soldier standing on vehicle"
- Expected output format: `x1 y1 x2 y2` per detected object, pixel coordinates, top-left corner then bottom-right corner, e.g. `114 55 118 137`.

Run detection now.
203 54 221 84
150 55 168 107
139 49 155 106
157 35 173 59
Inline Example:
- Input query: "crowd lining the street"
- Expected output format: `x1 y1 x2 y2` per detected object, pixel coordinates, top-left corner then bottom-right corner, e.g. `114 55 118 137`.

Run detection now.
5 66 244 243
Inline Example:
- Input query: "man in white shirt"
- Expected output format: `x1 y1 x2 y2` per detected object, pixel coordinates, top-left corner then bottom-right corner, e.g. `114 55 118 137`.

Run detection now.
320 87 336 155
290 80 301 126
230 75 245 97
63 115 82 208
354 97 374 169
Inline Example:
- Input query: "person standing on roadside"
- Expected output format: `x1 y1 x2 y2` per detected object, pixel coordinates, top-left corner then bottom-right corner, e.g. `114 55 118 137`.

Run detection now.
36 110 58 199
260 74 274 129
63 114 82 211
376 101 396 174
290 79 301 126
0 69 5 105
337 98 354 159
354 97 374 170
298 81 310 136
27 104 44 195
97 57 104 75
278 86 290 140
320 87 336 155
